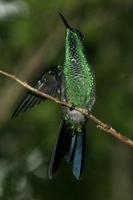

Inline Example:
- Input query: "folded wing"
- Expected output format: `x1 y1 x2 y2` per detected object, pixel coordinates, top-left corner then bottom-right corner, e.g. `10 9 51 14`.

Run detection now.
12 71 61 117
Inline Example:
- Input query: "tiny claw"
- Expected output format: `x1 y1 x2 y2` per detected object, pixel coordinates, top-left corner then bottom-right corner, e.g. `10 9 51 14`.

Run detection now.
105 124 112 129
70 104 75 111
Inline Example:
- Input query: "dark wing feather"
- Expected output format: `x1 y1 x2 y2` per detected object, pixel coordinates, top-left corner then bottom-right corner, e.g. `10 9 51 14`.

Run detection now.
12 71 61 117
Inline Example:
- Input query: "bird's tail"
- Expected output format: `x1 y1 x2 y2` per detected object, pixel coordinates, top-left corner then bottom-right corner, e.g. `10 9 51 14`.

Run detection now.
48 119 85 180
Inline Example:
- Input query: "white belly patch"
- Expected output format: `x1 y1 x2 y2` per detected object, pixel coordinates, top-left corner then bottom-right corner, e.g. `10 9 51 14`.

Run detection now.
68 110 85 124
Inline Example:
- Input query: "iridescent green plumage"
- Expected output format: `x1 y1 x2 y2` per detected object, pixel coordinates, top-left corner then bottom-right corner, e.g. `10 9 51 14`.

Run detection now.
64 29 95 108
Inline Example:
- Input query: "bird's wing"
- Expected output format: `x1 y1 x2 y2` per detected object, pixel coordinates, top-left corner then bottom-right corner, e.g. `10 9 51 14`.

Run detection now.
12 71 61 117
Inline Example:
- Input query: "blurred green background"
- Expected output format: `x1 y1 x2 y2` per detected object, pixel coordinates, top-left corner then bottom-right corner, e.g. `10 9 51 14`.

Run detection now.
0 0 133 199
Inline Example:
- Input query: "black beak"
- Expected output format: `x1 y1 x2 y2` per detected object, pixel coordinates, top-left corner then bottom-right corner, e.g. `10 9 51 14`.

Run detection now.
59 13 71 29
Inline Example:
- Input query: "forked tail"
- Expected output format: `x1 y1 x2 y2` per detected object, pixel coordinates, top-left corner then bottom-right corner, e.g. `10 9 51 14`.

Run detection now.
48 119 85 180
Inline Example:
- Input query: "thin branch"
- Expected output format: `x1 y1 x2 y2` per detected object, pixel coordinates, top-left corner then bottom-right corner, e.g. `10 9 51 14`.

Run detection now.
0 69 133 148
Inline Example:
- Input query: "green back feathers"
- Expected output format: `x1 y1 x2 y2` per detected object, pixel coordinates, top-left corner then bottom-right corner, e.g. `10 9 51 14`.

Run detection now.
64 29 95 107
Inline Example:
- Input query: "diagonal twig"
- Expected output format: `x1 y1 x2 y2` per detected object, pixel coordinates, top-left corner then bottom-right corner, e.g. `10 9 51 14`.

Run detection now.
0 69 133 148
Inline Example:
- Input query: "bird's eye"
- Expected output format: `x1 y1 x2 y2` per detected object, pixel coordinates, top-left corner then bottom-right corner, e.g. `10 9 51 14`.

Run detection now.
75 29 84 40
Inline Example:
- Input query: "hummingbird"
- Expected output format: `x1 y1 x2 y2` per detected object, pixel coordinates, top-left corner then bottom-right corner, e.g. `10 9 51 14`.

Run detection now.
12 13 96 180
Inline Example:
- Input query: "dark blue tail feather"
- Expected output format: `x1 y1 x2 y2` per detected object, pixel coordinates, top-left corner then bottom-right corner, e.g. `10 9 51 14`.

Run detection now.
48 120 71 179
48 119 85 180
65 127 85 180
72 132 85 179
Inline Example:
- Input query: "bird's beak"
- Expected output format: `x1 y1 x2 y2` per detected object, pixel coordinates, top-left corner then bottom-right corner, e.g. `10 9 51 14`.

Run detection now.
59 13 71 29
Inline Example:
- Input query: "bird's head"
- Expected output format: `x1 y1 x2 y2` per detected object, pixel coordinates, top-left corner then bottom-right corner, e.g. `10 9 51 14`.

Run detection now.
59 13 84 41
